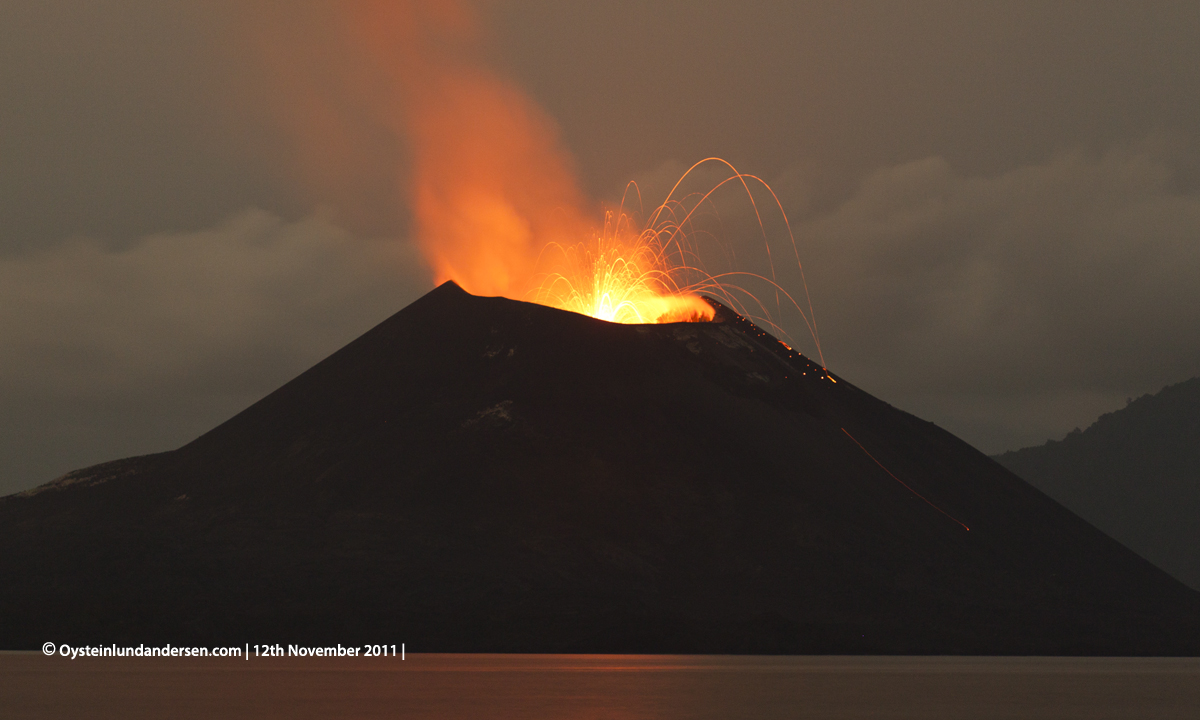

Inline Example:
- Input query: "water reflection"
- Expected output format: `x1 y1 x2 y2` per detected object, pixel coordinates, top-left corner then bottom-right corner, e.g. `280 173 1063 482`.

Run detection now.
3 653 1198 719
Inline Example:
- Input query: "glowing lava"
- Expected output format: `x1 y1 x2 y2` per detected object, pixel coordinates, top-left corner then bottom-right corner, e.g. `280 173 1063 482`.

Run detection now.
526 158 816 331
525 157 823 359
333 2 821 356
531 210 714 324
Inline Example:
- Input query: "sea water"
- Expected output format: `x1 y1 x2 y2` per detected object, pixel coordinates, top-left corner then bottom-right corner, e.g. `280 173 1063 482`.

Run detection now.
3 653 1198 718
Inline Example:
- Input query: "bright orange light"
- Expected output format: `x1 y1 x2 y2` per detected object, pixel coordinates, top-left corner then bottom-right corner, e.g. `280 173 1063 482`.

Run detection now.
334 3 826 364
500 158 835 382
531 209 714 324
526 158 825 339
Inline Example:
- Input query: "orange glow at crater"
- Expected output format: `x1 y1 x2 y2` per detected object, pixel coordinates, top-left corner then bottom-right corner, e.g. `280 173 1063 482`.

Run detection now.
531 208 716 325
340 1 723 325
338 1 822 363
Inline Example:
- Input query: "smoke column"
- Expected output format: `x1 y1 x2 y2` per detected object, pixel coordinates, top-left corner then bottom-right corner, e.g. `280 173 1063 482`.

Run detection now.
343 0 590 298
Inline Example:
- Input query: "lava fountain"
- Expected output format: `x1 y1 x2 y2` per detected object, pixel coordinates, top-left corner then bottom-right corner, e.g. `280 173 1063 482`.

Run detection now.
529 200 717 325
327 1 823 362
529 156 826 378
528 159 814 335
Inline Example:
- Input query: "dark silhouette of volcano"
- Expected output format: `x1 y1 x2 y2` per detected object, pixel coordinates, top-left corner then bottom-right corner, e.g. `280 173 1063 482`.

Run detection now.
2 281 1197 653
995 377 1200 592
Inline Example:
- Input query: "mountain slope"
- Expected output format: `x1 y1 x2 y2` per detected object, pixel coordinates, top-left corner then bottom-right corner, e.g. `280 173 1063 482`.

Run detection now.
2 281 1197 653
995 377 1200 591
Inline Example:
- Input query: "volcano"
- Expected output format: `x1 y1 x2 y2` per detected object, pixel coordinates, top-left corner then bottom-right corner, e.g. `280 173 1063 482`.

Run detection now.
2 281 1197 653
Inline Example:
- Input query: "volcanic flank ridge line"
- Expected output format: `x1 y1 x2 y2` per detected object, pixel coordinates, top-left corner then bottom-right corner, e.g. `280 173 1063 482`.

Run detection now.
1 280 1198 654
695 295 970 531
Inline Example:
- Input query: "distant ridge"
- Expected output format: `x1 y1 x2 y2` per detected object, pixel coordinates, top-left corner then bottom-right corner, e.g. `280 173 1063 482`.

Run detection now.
995 377 1200 591
2 281 1198 654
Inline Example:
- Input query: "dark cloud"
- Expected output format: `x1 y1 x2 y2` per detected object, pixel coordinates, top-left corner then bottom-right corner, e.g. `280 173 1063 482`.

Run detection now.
0 211 424 493
795 137 1200 452
2 1 1199 492
498 1 1200 205
0 1 405 252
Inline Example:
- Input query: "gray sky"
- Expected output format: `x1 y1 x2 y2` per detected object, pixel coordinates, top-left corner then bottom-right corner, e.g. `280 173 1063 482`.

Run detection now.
3 1 1200 495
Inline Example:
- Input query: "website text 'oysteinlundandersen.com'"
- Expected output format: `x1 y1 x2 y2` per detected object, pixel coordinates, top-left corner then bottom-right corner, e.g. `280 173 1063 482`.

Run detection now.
47 643 244 659
45 642 403 660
